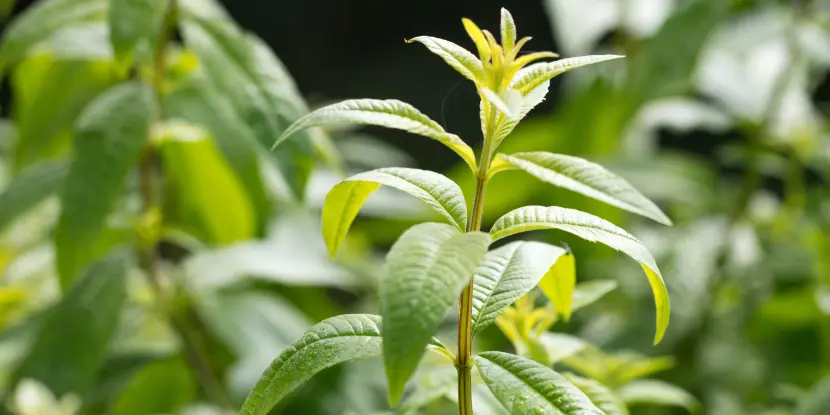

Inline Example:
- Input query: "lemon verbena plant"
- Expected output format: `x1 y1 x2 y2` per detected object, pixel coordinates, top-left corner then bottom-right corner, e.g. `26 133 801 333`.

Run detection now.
240 9 671 415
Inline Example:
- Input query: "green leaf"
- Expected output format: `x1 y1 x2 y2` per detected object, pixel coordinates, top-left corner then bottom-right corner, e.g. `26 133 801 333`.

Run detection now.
471 241 568 336
407 36 484 84
275 99 477 172
158 122 256 244
561 373 629 415
797 375 830 415
238 314 384 415
13 250 128 398
618 380 699 413
109 358 196 415
475 351 603 415
322 168 468 256
490 82 549 151
490 206 669 344
572 280 618 310
480 88 518 119
108 0 165 64
494 152 671 225
0 159 68 232
382 223 491 405
539 251 575 321
54 82 153 288
512 55 624 95
539 333 589 364
0 0 106 68
500 8 517 54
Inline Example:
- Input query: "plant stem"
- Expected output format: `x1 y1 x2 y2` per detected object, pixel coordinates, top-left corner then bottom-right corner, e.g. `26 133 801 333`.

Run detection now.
137 0 232 408
457 106 497 415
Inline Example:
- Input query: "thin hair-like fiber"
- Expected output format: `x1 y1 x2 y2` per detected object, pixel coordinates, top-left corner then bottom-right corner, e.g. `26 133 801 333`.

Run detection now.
440 79 465 131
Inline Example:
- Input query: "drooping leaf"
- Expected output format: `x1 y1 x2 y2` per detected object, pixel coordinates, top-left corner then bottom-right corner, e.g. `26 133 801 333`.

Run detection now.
322 168 468 256
572 280 618 310
0 159 68 232
561 373 629 415
538 250 575 321
511 55 624 95
108 0 165 64
539 333 589 364
407 36 484 84
158 122 256 245
0 0 106 68
382 223 490 405
274 99 477 172
471 241 568 336
238 314 383 415
490 206 669 344
475 351 603 415
54 82 153 288
109 358 196 415
13 250 128 398
480 88 518 119
494 152 671 225
618 380 699 413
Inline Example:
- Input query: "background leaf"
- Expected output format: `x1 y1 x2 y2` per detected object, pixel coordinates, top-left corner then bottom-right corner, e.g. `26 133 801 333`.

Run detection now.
0 159 67 232
538 251 576 321
561 372 629 415
109 358 196 415
618 380 699 413
108 0 165 65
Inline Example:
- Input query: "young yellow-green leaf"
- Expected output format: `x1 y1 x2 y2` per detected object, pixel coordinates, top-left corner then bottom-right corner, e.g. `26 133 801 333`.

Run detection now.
500 8 517 54
54 82 153 288
238 314 384 415
572 280 618 310
0 159 68 232
0 0 106 68
618 380 699 413
108 0 165 64
490 81 549 151
562 373 630 415
407 36 484 84
495 152 672 225
158 123 256 245
538 251 576 321
274 99 477 171
13 250 128 398
490 206 669 344
462 18 491 64
480 88 518 119
382 223 491 405
512 55 624 95
322 168 467 256
475 351 604 415
471 241 568 336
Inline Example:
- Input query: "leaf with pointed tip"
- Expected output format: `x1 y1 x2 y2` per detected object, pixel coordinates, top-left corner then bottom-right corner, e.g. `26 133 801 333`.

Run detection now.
539 251 575 321
562 373 629 415
490 206 669 344
512 55 624 95
495 152 671 225
471 241 568 336
500 8 517 53
382 223 491 405
322 168 467 256
407 36 484 85
618 380 699 413
490 81 549 151
275 99 476 171
480 88 518 119
55 82 153 288
572 280 618 310
475 351 604 415
108 0 165 64
0 159 68 232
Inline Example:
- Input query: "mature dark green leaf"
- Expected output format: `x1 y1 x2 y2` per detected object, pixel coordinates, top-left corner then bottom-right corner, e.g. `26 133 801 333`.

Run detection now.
0 159 68 232
322 168 468 256
54 82 152 288
471 241 568 336
618 380 699 413
475 351 603 415
562 373 629 415
490 206 669 344
109 358 196 415
13 250 128 398
108 0 165 64
382 223 490 405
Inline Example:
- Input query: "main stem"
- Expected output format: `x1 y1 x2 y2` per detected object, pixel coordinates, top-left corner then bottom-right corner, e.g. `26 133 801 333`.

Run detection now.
457 107 496 415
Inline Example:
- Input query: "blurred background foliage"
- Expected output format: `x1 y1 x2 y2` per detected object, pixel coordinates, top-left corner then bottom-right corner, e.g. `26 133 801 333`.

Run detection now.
0 0 829 414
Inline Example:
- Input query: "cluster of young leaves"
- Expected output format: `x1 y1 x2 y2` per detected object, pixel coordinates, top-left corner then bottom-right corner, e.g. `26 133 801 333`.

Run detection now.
240 9 673 415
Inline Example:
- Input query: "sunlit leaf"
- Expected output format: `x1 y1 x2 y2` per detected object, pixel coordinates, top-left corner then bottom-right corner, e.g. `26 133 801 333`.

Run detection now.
54 82 153 288
539 333 589 364
572 280 618 310
480 88 518 119
274 99 477 172
0 159 68 232
511 55 624 95
322 168 468 256
382 223 490 405
495 152 671 225
562 373 629 415
490 205 670 344
407 36 484 84
500 8 517 53
618 380 699 413
538 251 575 321
471 241 568 336
108 0 165 64
475 351 603 415
490 81 549 151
